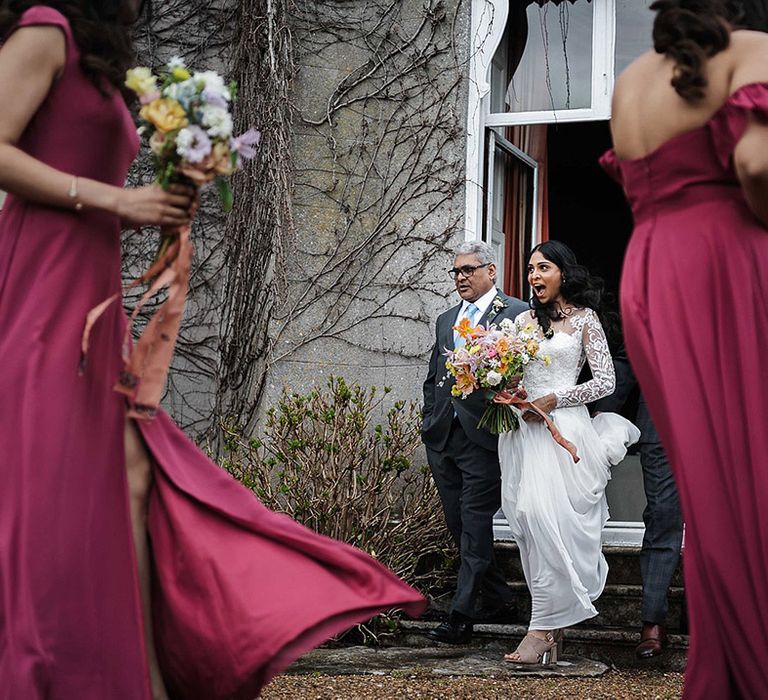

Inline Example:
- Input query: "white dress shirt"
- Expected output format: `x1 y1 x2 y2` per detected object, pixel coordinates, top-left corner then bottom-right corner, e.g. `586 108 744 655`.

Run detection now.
453 286 499 327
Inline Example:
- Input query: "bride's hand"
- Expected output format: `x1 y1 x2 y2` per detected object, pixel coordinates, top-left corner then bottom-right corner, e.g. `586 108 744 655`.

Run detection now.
523 394 557 423
508 373 523 390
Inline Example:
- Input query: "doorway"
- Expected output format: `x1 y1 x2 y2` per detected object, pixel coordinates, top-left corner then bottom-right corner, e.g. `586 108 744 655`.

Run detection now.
546 120 646 532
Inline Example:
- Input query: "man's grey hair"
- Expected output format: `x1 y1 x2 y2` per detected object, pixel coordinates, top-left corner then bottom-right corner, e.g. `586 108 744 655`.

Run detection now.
453 240 496 265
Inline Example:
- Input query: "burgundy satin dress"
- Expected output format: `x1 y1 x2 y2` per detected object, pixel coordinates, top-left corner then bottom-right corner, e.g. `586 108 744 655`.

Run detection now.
601 83 768 699
0 8 425 699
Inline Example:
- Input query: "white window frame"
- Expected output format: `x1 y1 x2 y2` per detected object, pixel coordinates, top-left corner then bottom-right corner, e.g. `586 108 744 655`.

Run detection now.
464 0 618 242
485 130 539 293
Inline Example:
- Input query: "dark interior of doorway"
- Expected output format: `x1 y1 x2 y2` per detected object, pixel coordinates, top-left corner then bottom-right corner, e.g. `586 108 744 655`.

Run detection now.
546 121 632 306
547 121 647 522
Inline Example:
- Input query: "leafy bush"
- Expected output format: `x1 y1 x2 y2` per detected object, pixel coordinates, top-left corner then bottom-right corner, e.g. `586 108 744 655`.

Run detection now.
219 377 455 608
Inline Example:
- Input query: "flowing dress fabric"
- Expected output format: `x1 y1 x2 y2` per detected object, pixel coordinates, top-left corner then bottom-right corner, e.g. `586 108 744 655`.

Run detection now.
499 310 640 629
600 82 768 700
0 8 425 700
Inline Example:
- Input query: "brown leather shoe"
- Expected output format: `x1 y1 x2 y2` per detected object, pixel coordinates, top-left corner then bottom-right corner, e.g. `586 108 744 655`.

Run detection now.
635 622 668 659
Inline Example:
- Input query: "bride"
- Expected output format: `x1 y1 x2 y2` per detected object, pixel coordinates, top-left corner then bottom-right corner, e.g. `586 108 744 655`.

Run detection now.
495 241 640 664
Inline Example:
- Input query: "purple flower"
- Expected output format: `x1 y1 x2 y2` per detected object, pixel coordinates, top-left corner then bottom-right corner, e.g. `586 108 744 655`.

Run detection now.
175 125 212 163
230 129 261 160
202 88 229 109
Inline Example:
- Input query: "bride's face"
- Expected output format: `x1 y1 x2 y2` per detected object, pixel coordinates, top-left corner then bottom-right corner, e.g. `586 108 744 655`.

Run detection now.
528 251 563 305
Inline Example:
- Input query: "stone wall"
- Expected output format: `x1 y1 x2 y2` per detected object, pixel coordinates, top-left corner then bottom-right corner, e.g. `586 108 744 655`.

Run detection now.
262 0 472 411
132 0 473 439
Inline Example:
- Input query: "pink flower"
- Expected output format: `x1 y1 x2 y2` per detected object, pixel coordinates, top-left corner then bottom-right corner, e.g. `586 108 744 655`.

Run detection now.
139 90 160 105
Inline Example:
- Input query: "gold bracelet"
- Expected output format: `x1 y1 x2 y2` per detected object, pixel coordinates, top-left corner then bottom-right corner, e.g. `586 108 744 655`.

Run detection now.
68 176 83 211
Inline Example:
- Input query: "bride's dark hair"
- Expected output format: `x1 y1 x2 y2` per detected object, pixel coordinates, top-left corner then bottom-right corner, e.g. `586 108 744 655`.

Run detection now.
528 240 618 343
650 0 768 101
0 1 151 98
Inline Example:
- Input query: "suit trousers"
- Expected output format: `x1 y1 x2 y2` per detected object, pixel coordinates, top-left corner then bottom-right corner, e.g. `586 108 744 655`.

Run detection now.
638 402 684 625
427 418 512 618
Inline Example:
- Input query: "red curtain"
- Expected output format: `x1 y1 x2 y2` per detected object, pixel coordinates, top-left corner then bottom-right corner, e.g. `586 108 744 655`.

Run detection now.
500 125 549 298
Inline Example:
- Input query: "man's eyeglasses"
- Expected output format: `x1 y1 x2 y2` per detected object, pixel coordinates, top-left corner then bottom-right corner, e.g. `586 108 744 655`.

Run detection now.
448 263 491 279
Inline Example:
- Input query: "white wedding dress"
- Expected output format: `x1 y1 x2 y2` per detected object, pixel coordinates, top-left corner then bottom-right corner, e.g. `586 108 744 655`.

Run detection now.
499 308 640 629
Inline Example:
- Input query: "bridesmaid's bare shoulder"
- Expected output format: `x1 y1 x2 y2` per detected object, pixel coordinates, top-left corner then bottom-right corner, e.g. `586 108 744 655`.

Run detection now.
613 50 658 100
728 30 768 91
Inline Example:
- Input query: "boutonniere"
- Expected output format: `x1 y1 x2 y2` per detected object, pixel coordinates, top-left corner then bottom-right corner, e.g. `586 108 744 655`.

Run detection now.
488 296 506 320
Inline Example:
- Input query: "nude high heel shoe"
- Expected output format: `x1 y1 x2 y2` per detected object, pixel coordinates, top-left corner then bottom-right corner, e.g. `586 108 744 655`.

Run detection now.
503 632 558 664
552 628 565 658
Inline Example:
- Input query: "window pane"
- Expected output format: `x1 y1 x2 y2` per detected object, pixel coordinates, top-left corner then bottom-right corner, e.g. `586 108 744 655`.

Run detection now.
615 0 655 76
500 0 594 113
485 128 539 298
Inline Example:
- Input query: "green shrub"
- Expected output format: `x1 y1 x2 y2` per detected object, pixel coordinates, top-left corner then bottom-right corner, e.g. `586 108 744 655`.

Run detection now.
220 378 455 604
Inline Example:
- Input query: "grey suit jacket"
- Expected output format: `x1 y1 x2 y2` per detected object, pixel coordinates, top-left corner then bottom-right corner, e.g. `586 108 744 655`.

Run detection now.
421 291 529 453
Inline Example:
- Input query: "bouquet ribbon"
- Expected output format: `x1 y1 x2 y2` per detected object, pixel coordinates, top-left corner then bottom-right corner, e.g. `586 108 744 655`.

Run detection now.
80 224 192 420
497 392 580 463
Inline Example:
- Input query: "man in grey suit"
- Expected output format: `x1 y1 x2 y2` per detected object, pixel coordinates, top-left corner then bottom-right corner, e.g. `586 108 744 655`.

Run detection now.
594 344 683 658
422 241 528 644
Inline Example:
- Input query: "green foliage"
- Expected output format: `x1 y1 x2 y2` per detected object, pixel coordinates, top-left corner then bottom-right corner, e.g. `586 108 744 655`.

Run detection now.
220 377 456 640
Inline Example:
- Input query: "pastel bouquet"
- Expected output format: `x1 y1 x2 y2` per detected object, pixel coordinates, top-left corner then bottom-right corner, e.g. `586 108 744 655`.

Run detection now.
82 59 259 421
445 318 579 461
125 57 259 212
445 318 548 434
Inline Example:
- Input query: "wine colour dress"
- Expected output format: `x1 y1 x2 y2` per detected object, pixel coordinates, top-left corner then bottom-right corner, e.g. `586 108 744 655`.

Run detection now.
601 83 768 699
0 7 424 699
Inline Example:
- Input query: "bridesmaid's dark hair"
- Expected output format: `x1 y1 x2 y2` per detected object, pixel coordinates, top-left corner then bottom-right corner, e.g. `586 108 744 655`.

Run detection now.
0 1 151 98
650 0 761 101
528 240 618 344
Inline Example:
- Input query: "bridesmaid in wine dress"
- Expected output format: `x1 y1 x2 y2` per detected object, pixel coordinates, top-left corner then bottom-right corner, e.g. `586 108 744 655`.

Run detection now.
601 1 768 697
0 3 424 699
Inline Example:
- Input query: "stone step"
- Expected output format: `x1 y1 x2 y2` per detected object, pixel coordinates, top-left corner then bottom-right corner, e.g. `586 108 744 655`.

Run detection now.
395 620 688 671
494 542 685 588
501 581 687 632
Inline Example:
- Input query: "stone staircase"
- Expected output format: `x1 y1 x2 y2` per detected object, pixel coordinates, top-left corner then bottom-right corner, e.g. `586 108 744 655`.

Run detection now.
396 542 688 670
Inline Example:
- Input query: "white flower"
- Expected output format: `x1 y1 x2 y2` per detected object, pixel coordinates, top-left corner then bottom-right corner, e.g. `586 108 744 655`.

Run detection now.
175 125 212 163
499 318 514 332
521 353 530 365
200 104 233 138
167 55 186 69
486 371 503 386
193 70 230 101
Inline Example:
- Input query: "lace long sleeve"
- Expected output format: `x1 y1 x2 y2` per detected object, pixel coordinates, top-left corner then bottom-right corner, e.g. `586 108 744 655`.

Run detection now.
554 309 616 409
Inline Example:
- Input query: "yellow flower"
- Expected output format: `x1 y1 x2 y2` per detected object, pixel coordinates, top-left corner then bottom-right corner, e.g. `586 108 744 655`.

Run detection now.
139 98 188 133
171 66 191 81
211 142 235 175
543 355 552 366
125 67 157 96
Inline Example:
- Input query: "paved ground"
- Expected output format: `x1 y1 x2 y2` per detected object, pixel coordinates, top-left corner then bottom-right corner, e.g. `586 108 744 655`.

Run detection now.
261 645 684 699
